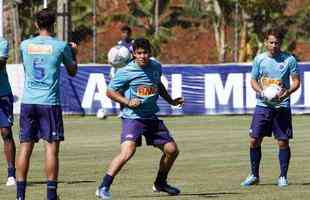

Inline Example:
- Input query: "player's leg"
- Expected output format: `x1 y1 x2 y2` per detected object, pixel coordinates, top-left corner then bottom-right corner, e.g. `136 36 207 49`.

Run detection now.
16 142 35 200
1 127 16 185
241 106 273 187
45 141 60 200
38 105 64 200
97 118 141 199
144 119 180 195
153 141 180 195
16 103 38 200
0 94 16 185
273 107 293 187
97 140 136 199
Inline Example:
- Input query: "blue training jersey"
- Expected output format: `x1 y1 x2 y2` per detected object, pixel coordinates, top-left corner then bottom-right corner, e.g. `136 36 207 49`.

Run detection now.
20 35 75 105
0 37 11 96
108 59 162 119
251 52 299 108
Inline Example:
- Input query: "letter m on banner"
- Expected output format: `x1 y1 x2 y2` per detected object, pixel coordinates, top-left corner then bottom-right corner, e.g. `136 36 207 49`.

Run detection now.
205 73 244 109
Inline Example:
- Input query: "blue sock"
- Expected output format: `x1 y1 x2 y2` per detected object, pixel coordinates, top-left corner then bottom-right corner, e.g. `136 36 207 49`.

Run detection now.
47 180 58 200
17 181 26 200
279 147 291 178
8 167 16 178
250 146 261 177
99 174 114 190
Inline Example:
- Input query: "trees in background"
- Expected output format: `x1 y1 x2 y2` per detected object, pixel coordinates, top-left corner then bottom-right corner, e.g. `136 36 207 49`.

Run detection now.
3 0 310 63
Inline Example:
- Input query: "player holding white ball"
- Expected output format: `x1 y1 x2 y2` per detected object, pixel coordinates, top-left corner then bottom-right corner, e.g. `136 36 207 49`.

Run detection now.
241 28 300 188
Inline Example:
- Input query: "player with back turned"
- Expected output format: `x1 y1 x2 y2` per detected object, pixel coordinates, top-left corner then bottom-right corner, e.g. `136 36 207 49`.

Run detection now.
241 28 300 187
16 8 78 200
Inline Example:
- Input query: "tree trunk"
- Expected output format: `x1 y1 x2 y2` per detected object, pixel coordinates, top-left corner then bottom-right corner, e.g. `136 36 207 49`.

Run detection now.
12 2 21 63
211 0 226 63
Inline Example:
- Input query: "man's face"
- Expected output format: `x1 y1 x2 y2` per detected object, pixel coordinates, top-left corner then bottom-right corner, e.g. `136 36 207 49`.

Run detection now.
133 48 150 67
265 35 282 56
121 31 131 41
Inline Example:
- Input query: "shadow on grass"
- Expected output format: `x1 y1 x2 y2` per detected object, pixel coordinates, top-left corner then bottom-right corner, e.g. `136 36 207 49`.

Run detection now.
130 192 241 198
27 180 96 186
246 182 310 186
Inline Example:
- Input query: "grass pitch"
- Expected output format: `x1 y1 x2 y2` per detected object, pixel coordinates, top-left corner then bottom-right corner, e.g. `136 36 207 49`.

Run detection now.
1 115 310 200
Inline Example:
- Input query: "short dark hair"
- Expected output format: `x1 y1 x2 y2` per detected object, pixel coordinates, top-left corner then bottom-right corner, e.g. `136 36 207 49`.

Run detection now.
35 8 56 29
132 38 152 53
121 25 132 34
264 28 285 41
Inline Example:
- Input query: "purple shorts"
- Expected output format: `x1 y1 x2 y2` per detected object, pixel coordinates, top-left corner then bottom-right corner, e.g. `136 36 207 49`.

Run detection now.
19 104 64 143
0 94 14 128
121 118 174 146
249 106 293 140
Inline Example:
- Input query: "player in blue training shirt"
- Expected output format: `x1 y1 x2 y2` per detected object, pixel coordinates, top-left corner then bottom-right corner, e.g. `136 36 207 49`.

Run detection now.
96 38 184 199
0 37 17 187
241 28 300 187
16 9 78 200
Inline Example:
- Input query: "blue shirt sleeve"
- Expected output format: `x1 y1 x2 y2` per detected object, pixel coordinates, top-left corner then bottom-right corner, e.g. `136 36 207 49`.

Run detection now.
62 43 75 67
289 56 299 76
108 68 130 91
251 56 260 80
0 39 9 59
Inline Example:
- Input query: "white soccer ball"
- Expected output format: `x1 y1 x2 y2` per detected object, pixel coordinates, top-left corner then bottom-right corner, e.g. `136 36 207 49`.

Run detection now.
262 85 282 101
108 45 131 68
96 108 107 119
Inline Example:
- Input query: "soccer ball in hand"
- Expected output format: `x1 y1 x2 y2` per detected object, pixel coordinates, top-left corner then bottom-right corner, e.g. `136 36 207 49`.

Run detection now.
108 45 131 68
96 108 107 119
262 85 282 101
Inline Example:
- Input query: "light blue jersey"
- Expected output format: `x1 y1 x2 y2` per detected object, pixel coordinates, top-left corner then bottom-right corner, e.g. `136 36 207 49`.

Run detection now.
20 36 75 105
0 37 11 96
251 52 299 108
109 59 162 119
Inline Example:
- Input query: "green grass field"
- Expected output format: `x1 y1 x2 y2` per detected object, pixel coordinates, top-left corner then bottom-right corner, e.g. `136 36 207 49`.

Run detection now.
1 115 310 200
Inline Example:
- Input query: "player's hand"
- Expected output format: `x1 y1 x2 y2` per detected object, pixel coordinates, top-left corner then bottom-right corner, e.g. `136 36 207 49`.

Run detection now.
275 88 290 102
127 98 141 108
172 97 184 107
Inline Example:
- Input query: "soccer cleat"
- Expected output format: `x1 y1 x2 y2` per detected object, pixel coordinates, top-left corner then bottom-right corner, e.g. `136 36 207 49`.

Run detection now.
6 176 16 186
240 174 259 187
153 182 180 196
278 176 288 187
96 187 112 199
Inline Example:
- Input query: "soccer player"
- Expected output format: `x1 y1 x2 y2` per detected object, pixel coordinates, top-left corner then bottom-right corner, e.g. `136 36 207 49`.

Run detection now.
0 37 17 186
241 28 300 187
117 25 133 52
96 38 184 199
16 9 78 200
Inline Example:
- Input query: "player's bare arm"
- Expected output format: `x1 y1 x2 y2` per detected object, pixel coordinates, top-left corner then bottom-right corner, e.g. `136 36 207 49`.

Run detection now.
106 89 141 108
277 74 300 101
65 42 78 77
158 82 184 106
250 79 263 94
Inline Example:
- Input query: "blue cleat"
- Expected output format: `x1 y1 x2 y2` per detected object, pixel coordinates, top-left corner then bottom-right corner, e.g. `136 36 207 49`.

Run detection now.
278 176 288 187
96 187 112 199
241 174 259 187
153 182 180 196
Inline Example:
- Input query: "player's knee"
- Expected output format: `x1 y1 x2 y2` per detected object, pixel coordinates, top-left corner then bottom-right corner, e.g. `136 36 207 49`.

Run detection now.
164 143 179 158
1 129 13 141
250 138 260 148
278 140 289 149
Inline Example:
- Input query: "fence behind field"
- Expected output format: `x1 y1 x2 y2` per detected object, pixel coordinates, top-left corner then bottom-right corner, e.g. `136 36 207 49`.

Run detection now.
7 63 310 115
